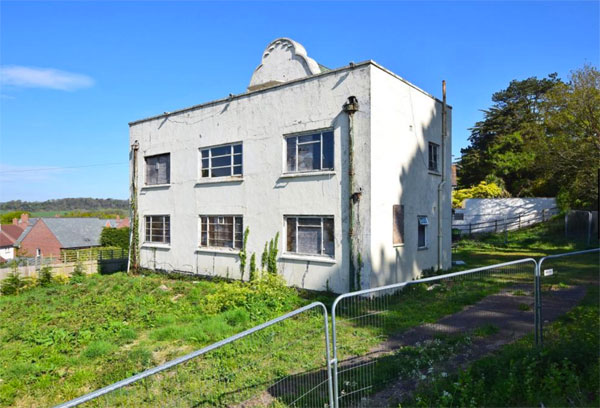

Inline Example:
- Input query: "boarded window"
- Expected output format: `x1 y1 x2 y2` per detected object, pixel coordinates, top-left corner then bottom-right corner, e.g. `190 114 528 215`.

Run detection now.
285 216 334 257
145 154 170 185
393 205 404 245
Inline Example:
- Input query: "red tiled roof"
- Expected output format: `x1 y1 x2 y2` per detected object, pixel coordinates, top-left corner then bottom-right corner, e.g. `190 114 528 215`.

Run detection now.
0 231 14 247
1 224 24 240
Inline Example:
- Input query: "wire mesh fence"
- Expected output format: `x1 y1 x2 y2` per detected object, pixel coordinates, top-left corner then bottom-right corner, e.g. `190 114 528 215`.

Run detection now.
536 248 600 345
55 302 333 408
331 259 537 408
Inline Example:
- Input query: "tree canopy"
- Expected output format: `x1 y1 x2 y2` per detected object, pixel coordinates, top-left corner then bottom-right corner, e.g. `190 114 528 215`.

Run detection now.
458 65 599 210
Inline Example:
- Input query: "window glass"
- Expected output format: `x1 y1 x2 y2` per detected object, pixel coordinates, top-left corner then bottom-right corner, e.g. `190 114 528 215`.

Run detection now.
200 143 242 178
145 215 170 244
285 130 334 173
199 215 243 249
285 216 334 257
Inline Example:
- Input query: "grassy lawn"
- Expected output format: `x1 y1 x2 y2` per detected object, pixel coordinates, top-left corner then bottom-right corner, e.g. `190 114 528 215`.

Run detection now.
0 217 597 407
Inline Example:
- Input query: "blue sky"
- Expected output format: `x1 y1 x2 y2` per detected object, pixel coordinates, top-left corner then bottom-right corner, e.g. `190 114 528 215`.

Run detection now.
1 1 598 201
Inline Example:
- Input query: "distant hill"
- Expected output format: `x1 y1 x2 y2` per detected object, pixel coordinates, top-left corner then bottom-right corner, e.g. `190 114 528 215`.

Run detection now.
0 198 129 212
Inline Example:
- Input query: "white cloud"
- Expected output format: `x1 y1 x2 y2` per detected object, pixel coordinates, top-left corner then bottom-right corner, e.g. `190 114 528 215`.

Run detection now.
0 65 94 91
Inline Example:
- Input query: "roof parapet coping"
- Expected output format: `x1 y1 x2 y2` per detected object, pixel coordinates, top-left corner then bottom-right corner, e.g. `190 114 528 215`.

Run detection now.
128 60 450 127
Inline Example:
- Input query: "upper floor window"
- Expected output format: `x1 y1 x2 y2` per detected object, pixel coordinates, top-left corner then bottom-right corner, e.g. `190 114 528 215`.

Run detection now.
145 154 170 185
286 216 334 257
145 215 170 244
201 143 242 178
428 142 439 172
285 130 334 173
199 215 243 249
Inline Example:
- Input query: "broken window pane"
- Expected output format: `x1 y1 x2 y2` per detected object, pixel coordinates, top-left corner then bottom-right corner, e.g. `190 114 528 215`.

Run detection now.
286 137 297 172
323 218 334 256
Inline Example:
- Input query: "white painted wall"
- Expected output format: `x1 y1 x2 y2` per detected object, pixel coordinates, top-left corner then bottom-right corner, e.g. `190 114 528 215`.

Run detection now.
0 246 14 260
453 198 557 234
369 66 452 287
131 65 372 293
130 57 452 293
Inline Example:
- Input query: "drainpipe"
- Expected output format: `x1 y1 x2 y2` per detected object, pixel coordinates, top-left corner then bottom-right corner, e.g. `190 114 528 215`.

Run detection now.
127 140 139 275
343 96 360 291
437 81 447 271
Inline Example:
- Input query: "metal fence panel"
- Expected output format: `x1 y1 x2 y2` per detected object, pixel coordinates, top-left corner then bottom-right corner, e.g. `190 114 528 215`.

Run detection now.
536 248 600 345
331 259 537 408
54 302 333 408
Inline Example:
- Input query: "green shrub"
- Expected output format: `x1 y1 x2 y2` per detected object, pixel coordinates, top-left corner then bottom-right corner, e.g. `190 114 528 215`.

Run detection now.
249 253 257 281
0 262 25 295
70 261 86 283
38 265 53 287
100 227 130 249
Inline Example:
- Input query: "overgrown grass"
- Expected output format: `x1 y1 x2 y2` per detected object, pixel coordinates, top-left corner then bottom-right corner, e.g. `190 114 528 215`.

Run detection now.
403 285 599 407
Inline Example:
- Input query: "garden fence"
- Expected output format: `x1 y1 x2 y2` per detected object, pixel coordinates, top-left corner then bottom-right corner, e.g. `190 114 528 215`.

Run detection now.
536 248 600 346
330 259 538 408
54 302 333 408
0 248 128 281
564 210 598 245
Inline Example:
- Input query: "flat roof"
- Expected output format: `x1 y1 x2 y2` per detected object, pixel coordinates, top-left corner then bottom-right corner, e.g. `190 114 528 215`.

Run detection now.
129 60 451 127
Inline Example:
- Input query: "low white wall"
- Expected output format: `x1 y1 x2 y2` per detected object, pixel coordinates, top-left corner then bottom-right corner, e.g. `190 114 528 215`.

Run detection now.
453 198 557 234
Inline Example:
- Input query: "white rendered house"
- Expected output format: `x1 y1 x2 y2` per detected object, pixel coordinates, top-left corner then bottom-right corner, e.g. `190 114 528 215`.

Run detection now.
129 38 452 293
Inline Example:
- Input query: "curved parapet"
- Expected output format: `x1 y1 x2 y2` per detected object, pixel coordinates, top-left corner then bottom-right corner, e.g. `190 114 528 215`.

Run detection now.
248 38 322 91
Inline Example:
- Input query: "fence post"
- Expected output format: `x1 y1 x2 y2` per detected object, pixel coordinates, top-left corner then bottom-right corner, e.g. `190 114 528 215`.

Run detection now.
587 211 592 246
469 223 472 236
495 219 498 233
565 213 568 238
518 214 521 229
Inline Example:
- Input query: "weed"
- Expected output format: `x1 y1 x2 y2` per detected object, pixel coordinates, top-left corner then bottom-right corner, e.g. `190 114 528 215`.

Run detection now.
38 265 53 287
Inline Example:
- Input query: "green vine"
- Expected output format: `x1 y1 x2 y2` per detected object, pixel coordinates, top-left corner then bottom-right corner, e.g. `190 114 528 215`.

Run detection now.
239 227 250 281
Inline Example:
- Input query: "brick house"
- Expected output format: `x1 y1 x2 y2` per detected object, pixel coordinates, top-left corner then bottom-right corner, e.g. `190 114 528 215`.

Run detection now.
15 218 109 257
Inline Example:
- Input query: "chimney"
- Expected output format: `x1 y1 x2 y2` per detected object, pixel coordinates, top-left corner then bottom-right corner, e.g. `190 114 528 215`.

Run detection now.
20 213 29 226
116 215 120 221
12 218 18 225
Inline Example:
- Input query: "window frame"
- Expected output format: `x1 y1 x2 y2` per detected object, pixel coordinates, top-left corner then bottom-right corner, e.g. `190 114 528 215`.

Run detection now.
417 215 429 249
198 215 243 250
284 129 334 174
144 215 171 245
145 153 171 186
199 142 243 179
284 215 335 258
428 142 440 172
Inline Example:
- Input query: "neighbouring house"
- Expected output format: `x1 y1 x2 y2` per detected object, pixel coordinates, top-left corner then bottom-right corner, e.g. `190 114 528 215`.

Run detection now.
104 215 130 229
129 38 452 293
0 222 26 260
15 217 110 257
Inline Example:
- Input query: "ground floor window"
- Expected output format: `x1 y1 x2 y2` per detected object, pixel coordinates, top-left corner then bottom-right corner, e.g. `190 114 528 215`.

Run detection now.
285 216 334 257
145 215 170 244
418 215 429 248
199 216 243 249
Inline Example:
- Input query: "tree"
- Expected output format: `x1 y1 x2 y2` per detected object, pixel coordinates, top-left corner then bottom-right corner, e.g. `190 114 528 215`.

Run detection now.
535 64 600 210
459 73 562 196
452 181 509 208
100 227 130 249
0 211 30 224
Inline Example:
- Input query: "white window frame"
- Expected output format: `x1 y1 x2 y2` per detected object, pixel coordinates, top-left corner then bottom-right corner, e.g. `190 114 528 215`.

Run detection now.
284 129 334 174
417 215 429 249
285 216 335 258
144 215 170 244
145 153 171 185
199 215 243 249
428 142 439 172
200 143 242 179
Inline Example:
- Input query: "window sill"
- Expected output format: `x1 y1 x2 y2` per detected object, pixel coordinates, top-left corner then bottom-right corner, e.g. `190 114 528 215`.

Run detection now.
141 184 171 190
279 171 336 179
393 244 405 248
428 171 441 176
417 246 429 251
195 177 243 186
280 254 336 265
141 243 171 250
195 247 240 255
